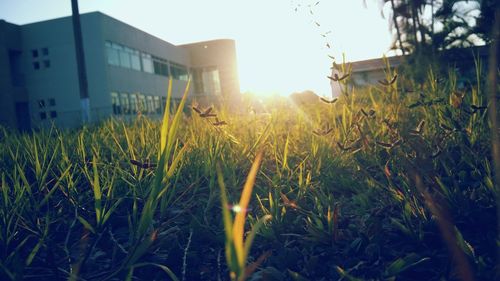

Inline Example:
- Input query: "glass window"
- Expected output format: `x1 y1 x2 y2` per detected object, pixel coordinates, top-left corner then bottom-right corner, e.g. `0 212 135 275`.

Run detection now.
106 41 120 66
153 57 169 76
137 94 146 113
141 53 154 73
171 63 188 81
153 60 161 75
119 46 131 68
202 67 221 96
120 93 130 114
146 96 154 114
130 49 141 71
193 68 204 94
111 92 121 115
161 64 169 76
38 99 45 108
129 93 138 114
161 96 167 112
39 112 46 120
32 49 38 58
211 68 221 95
33 62 40 70
50 111 57 118
153 96 161 114
42 48 49 56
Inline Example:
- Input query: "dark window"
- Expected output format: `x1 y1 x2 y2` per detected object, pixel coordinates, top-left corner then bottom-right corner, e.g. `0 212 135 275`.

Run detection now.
153 60 162 75
50 111 57 118
8 50 24 86
38 100 46 108
15 102 31 131
129 94 137 114
171 63 188 81
42 47 49 56
111 92 121 115
154 96 161 114
33 62 40 70
48 98 56 106
32 49 39 58
120 93 130 114
161 96 167 112
153 57 169 77
39 112 47 120
43 60 50 68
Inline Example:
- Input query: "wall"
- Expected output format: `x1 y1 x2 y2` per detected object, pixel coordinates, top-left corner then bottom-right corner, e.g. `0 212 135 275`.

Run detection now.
0 20 28 130
181 39 240 108
21 16 82 128
101 13 192 104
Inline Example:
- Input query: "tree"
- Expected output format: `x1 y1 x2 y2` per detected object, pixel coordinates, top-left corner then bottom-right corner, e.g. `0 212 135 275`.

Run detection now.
377 0 498 54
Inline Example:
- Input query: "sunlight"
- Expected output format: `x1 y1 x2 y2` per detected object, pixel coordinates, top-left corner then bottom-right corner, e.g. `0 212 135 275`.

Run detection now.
0 0 394 97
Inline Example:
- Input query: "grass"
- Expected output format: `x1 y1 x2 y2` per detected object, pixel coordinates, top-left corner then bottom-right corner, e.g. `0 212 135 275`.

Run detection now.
0 64 497 281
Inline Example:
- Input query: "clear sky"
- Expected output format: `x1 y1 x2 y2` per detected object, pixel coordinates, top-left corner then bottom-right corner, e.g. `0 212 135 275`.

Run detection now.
0 0 395 96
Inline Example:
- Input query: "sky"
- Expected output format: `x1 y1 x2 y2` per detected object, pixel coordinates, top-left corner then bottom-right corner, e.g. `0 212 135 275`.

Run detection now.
0 0 396 96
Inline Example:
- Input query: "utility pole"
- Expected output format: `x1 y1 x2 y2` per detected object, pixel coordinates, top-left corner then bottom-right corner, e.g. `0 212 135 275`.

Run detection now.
71 0 90 123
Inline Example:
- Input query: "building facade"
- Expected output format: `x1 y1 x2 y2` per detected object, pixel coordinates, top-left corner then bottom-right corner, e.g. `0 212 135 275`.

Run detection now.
0 12 240 130
331 46 489 96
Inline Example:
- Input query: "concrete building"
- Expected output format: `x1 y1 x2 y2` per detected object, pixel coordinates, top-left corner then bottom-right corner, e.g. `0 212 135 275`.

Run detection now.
0 12 240 130
331 45 489 96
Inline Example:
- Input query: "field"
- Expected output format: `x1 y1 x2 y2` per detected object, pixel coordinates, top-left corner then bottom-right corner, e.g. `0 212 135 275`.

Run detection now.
0 66 497 281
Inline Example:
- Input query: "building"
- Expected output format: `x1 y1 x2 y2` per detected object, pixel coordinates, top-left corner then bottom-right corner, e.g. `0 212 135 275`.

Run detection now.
0 12 240 130
331 45 489 96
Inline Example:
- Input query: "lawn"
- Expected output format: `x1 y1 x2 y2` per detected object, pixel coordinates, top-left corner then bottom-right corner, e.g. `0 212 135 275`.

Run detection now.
0 67 497 281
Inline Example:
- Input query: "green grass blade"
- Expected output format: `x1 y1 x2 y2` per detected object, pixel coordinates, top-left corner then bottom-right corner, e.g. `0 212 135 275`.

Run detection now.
160 78 173 155
92 154 102 226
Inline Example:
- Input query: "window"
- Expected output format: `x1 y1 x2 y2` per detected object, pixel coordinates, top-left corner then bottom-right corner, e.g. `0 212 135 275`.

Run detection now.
137 94 146 113
111 92 121 115
146 96 154 114
39 112 47 120
48 98 56 106
193 67 221 95
193 68 204 94
153 96 161 114
38 99 46 109
153 61 162 75
119 46 131 68
171 63 188 81
129 93 138 114
32 49 39 58
43 60 50 68
33 62 40 70
42 48 49 56
202 67 221 96
153 57 169 77
104 41 177 77
106 42 120 66
161 97 167 112
50 111 57 118
130 49 141 71
141 53 154 73
8 50 23 87
120 93 130 114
